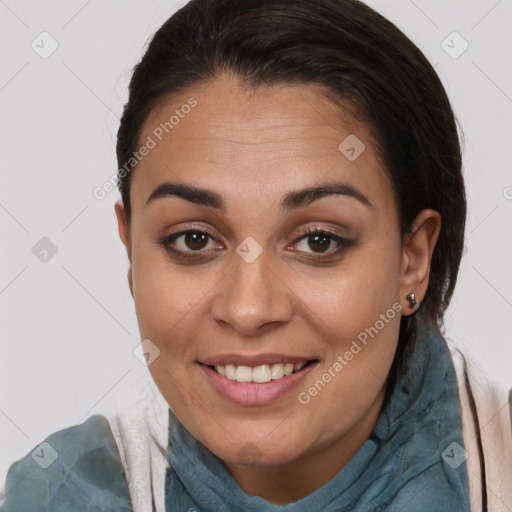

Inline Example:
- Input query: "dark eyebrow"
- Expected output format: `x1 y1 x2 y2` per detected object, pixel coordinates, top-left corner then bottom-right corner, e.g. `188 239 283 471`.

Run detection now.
280 182 371 211
146 182 225 211
145 181 371 212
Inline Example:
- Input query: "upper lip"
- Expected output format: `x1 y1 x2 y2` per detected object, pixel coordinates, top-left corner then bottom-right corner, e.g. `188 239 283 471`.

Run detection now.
199 353 316 367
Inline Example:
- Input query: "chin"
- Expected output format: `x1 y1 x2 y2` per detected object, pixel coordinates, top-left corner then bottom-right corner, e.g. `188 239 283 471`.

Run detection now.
199 426 312 468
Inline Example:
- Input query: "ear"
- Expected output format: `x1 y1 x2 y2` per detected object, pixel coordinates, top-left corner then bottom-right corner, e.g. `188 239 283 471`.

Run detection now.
114 200 134 298
399 209 441 315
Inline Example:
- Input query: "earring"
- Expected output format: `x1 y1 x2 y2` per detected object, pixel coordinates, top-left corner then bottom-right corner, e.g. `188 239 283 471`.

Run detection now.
406 293 417 309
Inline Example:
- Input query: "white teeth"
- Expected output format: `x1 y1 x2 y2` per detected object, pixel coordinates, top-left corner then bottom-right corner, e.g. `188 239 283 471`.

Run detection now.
271 364 284 380
214 362 308 383
235 366 253 382
252 365 272 383
225 364 236 380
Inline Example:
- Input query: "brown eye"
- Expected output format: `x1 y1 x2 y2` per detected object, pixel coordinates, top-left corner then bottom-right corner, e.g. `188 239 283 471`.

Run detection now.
306 233 333 253
292 229 348 256
161 230 221 257
183 232 209 251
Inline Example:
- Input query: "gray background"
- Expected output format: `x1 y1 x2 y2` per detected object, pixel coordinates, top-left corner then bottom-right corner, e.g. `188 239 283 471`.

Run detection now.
1 0 511 480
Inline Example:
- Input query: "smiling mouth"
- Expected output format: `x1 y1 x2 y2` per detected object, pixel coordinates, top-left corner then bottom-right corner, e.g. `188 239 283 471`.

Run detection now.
208 360 318 384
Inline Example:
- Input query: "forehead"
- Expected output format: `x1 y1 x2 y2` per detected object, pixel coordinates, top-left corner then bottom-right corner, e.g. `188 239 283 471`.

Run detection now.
131 74 394 214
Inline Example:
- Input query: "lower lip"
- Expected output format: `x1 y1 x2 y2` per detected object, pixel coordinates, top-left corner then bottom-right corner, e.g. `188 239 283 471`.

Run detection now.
199 362 318 406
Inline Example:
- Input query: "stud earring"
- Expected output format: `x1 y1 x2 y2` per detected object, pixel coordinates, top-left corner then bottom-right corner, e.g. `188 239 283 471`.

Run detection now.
406 293 417 309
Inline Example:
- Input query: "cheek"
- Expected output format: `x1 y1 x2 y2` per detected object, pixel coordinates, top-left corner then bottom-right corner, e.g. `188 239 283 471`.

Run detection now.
130 241 210 347
290 242 402 404
296 243 402 340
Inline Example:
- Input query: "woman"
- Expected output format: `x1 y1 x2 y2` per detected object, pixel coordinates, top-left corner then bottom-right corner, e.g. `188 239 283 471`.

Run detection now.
2 0 511 510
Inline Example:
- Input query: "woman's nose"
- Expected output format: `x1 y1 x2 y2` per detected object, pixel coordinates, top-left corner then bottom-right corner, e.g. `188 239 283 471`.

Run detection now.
210 241 294 336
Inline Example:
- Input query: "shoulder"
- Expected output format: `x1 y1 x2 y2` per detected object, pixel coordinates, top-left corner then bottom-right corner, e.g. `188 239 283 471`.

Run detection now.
0 415 132 512
446 339 512 511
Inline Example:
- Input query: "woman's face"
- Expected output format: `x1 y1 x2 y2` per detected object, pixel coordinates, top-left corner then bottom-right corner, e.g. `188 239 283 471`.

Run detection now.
116 75 427 481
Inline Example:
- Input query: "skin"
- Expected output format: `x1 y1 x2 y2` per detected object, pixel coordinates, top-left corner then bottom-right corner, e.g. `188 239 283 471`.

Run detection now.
115 74 440 504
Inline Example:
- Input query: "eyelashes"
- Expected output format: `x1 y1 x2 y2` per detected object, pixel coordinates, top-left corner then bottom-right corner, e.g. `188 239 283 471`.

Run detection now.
158 225 354 263
290 226 351 256
161 230 221 258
